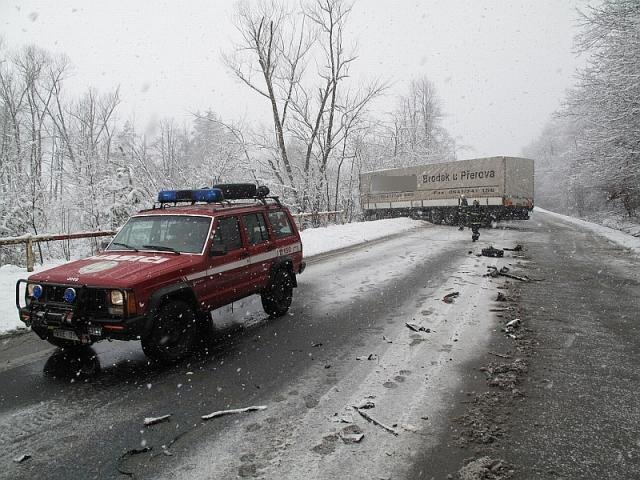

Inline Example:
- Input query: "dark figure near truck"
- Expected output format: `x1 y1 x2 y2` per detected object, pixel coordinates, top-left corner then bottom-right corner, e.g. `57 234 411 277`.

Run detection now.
458 195 469 230
467 200 483 241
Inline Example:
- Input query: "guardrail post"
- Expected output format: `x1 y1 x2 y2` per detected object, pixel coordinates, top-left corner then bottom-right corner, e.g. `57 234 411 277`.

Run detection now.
26 237 35 272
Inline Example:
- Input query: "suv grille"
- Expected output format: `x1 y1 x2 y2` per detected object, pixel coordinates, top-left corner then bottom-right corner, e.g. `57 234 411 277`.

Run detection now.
38 284 112 317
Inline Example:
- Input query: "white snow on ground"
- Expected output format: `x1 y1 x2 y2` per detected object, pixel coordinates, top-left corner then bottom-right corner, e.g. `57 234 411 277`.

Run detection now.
0 218 421 335
0 262 65 334
534 207 640 255
300 217 421 257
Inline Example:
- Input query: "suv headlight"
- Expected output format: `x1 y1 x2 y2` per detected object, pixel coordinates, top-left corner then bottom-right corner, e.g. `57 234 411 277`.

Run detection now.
110 290 124 305
27 283 43 299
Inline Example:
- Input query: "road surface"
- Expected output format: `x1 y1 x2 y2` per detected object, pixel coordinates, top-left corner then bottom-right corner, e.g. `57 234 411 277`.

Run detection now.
1 213 638 479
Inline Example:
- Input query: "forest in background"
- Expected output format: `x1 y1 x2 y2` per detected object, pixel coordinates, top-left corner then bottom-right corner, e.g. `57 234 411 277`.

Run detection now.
524 0 639 226
2 0 639 266
0 0 457 265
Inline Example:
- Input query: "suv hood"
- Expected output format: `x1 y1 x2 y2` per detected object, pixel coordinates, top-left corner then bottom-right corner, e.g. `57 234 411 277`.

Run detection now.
28 252 200 288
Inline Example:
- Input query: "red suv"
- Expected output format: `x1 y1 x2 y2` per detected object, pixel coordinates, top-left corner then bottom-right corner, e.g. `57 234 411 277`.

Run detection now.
16 184 305 362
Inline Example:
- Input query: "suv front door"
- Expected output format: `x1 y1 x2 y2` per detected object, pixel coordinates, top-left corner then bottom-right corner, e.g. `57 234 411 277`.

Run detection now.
203 216 247 308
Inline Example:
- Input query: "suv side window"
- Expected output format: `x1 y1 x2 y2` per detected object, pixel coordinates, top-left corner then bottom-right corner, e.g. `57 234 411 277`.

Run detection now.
212 217 243 252
267 210 293 238
244 213 270 245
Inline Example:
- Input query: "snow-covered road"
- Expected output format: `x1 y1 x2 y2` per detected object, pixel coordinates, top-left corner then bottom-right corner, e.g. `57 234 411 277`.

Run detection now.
1 211 638 480
0 220 520 480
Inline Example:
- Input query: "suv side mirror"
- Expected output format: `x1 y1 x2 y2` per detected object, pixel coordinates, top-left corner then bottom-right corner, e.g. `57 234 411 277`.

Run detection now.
99 239 111 252
210 243 227 256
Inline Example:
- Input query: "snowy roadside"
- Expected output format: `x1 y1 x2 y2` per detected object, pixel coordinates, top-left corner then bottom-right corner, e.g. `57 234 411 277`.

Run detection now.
0 262 65 335
534 207 640 255
0 218 422 335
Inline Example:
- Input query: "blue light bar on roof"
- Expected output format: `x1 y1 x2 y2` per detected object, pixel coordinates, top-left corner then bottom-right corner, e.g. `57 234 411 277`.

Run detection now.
158 188 224 204
193 189 224 202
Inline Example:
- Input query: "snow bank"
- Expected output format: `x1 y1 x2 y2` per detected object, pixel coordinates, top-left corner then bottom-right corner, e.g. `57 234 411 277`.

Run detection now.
0 262 65 334
0 218 422 335
300 217 422 257
534 207 640 255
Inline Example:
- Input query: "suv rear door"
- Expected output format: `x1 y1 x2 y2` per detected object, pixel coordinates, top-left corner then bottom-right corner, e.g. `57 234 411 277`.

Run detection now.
241 212 273 292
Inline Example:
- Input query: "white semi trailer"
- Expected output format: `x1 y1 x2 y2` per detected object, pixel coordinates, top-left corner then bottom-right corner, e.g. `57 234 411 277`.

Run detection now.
359 156 534 224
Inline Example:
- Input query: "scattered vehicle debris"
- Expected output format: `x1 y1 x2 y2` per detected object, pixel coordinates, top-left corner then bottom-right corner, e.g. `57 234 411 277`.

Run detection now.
405 322 420 332
143 414 171 426
332 413 354 424
311 342 323 348
202 405 267 421
503 244 523 251
486 266 531 282
340 425 365 444
357 400 375 410
481 246 504 258
340 432 364 443
405 322 431 333
505 319 521 329
13 454 31 463
443 291 460 303
352 406 399 436
356 353 377 361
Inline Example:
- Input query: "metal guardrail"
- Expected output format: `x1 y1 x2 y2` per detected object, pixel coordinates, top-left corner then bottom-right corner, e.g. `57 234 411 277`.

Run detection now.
0 210 344 272
0 231 117 272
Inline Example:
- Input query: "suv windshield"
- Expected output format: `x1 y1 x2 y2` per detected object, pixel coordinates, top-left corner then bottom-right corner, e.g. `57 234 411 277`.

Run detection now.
107 215 212 254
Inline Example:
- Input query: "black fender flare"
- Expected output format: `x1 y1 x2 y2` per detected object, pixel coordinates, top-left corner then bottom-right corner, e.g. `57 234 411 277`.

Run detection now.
269 256 298 288
143 282 199 335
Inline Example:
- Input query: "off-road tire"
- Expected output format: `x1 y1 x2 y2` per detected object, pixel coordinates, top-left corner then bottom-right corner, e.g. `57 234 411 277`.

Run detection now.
141 300 198 363
261 268 294 317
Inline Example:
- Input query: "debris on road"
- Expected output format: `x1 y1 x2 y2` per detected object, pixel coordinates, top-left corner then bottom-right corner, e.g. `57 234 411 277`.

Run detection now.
352 406 399 436
202 405 267 421
405 322 431 333
332 413 354 424
503 244 523 252
356 353 377 360
13 454 31 463
143 414 171 426
443 291 460 303
496 292 508 302
481 246 504 258
486 266 531 282
357 400 375 409
405 322 420 332
311 342 323 347
339 424 365 444
505 319 521 329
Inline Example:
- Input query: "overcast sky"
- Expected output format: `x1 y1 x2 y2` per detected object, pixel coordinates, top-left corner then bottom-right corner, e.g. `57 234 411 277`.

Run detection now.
1 0 586 158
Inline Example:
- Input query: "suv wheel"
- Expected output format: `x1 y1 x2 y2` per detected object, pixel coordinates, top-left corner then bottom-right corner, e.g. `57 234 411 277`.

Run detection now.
141 300 198 363
261 268 294 317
